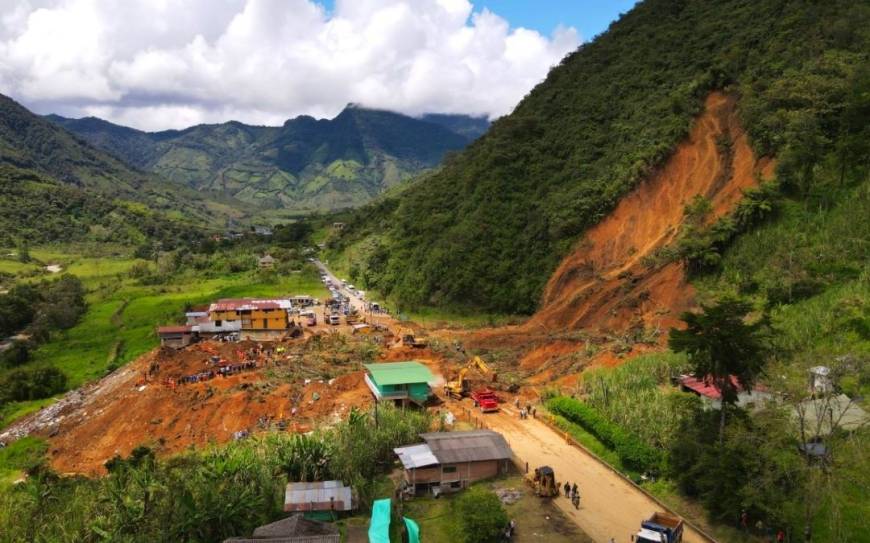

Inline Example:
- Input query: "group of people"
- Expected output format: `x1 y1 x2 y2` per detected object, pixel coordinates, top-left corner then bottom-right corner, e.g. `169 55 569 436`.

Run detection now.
169 360 258 386
514 398 536 419
563 481 580 509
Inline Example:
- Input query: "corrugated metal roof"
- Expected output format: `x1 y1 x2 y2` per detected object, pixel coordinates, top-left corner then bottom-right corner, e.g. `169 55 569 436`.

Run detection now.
209 298 293 312
284 480 352 512
420 430 512 463
394 443 439 469
363 361 434 385
157 325 193 334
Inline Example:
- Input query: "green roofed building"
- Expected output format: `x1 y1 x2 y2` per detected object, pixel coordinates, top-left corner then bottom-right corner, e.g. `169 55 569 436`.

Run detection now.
364 361 435 406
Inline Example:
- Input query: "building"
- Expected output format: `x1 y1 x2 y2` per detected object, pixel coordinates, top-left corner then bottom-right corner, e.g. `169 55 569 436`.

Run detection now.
332 222 346 230
258 255 275 269
224 514 339 543
363 361 435 406
291 295 315 307
394 430 513 497
794 394 868 436
679 374 772 410
157 325 196 349
284 480 353 513
208 299 294 338
185 304 210 325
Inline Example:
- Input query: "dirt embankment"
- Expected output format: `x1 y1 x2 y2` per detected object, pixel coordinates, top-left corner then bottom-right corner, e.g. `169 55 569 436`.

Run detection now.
468 92 774 377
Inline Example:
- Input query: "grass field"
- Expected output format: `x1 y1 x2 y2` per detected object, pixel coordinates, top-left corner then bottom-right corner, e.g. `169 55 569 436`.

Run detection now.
0 246 328 430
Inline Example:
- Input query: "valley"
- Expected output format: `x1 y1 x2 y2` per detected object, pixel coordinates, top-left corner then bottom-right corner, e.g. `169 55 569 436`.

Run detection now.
0 0 867 542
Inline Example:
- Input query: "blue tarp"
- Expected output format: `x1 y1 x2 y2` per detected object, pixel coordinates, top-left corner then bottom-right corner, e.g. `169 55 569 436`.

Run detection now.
403 517 420 543
368 498 391 543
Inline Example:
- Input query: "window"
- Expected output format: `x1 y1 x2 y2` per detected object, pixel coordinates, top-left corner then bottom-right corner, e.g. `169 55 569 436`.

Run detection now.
263 319 268 328
215 320 222 327
443 466 457 473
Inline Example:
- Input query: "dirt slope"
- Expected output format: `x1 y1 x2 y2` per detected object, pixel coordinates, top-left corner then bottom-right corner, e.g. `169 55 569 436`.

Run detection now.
467 92 773 377
532 92 772 333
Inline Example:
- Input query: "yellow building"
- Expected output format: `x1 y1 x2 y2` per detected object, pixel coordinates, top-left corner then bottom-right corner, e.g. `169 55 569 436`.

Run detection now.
208 299 294 331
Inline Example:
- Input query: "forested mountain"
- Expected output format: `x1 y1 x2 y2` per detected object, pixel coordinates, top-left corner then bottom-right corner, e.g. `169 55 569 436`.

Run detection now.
330 0 870 314
49 107 487 213
0 95 228 246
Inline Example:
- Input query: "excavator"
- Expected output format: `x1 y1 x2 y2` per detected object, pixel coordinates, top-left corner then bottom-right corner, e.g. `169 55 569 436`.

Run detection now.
525 466 559 498
444 356 497 399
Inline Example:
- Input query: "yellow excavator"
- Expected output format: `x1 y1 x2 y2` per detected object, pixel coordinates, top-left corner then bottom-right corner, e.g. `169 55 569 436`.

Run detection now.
444 356 497 399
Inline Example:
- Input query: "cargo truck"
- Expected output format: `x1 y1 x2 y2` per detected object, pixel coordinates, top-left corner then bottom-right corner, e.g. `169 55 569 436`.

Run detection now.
634 512 683 543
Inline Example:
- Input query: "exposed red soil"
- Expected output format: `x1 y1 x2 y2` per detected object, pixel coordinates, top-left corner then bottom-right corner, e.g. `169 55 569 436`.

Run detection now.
466 92 774 381
41 338 377 476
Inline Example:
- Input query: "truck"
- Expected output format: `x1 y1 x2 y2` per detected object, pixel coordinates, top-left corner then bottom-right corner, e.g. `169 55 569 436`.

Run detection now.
328 314 341 326
299 310 316 326
470 388 500 412
634 512 684 543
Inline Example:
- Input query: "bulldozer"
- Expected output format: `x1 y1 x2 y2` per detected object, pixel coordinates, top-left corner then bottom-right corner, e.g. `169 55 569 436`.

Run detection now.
525 466 559 498
444 356 497 399
398 326 428 348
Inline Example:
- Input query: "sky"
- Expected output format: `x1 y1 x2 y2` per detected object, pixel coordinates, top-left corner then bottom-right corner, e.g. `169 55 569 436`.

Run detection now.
0 0 638 131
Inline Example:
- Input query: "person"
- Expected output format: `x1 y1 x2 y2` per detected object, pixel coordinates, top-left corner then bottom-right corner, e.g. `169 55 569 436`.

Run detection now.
514 397 520 409
740 510 748 531
564 482 571 496
572 483 578 497
531 406 537 418
776 530 785 542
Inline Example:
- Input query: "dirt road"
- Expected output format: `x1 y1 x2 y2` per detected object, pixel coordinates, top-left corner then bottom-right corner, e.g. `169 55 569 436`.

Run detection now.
482 406 713 543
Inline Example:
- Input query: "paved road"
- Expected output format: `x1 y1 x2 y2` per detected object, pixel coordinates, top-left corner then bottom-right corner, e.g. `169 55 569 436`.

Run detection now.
481 405 712 543
313 259 393 328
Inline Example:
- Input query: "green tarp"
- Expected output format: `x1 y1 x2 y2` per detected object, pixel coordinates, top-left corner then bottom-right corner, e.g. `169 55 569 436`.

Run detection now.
403 517 420 543
368 498 391 543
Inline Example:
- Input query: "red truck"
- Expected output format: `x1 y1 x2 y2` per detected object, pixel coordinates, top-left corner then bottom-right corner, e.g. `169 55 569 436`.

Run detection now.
471 389 500 413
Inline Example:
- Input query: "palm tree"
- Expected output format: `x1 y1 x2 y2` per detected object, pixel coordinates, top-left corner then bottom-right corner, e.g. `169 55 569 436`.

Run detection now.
669 297 769 442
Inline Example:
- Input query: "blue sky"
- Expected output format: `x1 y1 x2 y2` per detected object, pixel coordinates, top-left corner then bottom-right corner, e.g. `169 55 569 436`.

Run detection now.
474 1 639 39
318 1 639 40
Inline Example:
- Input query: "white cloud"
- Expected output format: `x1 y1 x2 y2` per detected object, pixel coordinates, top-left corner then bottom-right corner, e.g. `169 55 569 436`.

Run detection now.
0 0 580 130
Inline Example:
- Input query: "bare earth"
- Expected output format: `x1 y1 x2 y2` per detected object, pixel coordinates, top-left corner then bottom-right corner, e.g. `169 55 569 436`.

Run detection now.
480 405 712 543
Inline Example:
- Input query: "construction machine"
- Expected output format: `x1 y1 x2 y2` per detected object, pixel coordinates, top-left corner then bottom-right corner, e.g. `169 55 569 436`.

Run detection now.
398 327 428 348
525 466 559 498
444 356 497 399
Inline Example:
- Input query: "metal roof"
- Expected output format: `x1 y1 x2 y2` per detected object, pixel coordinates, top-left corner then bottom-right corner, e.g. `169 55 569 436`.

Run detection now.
284 480 352 512
419 430 513 464
363 361 434 385
209 298 293 312
394 443 439 469
157 325 193 334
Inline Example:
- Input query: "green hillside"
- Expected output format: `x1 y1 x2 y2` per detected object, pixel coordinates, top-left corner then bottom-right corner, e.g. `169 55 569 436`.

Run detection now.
329 0 870 315
50 106 486 213
0 95 241 243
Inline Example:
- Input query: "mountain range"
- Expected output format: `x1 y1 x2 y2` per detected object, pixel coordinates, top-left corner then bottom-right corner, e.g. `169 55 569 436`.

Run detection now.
48 107 488 213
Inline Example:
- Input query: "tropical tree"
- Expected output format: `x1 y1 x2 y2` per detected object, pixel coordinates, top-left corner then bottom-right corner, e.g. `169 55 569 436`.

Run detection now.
669 297 769 441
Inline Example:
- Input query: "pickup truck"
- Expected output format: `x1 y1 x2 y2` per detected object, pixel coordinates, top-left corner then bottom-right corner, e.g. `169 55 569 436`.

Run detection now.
635 512 683 543
470 389 500 413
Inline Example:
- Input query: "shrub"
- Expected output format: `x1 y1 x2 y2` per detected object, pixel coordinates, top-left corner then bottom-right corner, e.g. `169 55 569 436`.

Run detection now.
547 396 662 472
451 487 509 543
0 366 67 404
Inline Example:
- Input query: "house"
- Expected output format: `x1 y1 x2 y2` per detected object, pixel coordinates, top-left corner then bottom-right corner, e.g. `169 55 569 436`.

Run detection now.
254 226 274 237
364 361 435 406
394 430 513 497
223 513 339 543
208 299 294 338
332 222 346 230
157 325 196 349
794 394 868 437
193 319 242 339
291 295 315 308
185 304 210 325
679 374 772 410
258 255 275 269
284 480 353 513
